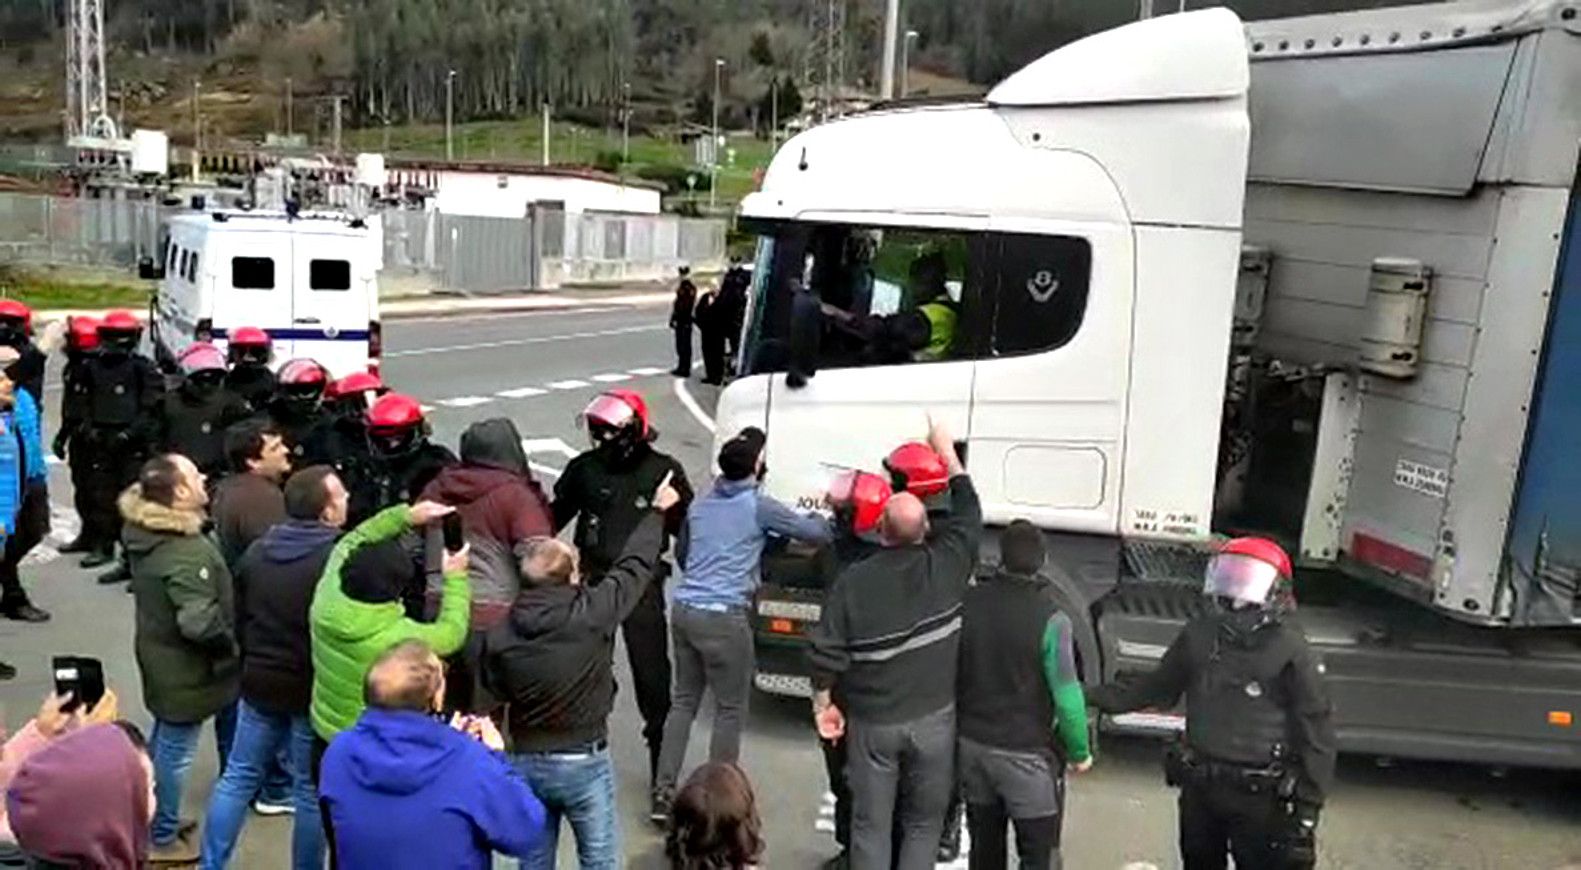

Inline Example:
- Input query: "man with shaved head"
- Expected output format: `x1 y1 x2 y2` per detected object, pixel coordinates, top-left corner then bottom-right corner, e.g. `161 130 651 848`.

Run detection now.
481 472 681 868
808 421 982 870
319 639 546 869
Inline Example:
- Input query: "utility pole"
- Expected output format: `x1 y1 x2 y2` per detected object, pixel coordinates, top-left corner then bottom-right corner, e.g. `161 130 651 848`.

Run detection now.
880 0 900 100
1138 0 1155 19
191 78 201 180
622 81 631 165
901 30 919 98
770 76 779 151
711 58 724 211
331 95 343 155
445 70 456 161
285 76 293 137
542 103 551 166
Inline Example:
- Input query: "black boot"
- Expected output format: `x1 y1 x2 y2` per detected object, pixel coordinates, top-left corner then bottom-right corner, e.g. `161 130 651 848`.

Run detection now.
97 562 131 585
79 547 115 569
1 602 51 623
57 535 91 554
0 661 15 681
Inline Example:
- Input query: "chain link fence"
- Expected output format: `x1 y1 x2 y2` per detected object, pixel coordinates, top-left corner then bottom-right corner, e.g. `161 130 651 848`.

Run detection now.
0 192 165 269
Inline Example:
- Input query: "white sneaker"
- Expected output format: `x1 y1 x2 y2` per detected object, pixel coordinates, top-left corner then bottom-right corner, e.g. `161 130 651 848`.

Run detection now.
251 798 295 816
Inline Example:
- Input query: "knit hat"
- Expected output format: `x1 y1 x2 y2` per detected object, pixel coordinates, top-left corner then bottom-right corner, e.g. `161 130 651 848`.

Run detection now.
717 427 766 482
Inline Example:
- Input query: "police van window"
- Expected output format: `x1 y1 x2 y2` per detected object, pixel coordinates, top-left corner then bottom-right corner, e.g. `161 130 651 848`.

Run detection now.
232 256 276 290
186 252 199 283
990 233 1091 356
178 249 190 281
309 259 352 291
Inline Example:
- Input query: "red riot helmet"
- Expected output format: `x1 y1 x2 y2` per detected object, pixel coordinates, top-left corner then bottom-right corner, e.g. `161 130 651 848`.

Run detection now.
176 342 227 376
1204 537 1293 610
582 389 654 461
276 358 329 412
67 316 101 352
366 393 428 457
326 370 388 417
227 326 272 366
828 470 893 536
0 299 32 341
97 310 143 354
883 442 950 499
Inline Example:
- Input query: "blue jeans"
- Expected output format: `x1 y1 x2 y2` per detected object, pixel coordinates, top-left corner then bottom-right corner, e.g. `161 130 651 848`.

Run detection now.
151 702 238 846
199 700 322 869
512 747 618 870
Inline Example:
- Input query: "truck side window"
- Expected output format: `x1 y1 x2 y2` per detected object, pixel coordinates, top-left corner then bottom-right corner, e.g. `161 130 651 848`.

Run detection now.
990 234 1091 356
186 252 199 283
179 250 190 282
309 259 352 291
232 257 276 290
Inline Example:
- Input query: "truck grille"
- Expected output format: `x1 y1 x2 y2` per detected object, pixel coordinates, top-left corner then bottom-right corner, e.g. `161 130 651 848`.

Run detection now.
1123 540 1212 586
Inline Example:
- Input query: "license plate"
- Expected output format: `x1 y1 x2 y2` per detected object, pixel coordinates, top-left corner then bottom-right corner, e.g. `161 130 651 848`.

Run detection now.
758 599 822 622
754 673 814 698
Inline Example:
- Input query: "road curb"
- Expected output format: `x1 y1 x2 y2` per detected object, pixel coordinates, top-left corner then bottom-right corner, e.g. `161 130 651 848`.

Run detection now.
29 291 673 324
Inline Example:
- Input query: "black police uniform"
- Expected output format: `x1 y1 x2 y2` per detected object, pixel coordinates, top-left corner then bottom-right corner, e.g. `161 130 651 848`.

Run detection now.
265 400 335 470
553 441 692 781
347 441 457 528
157 380 252 480
77 346 163 560
226 363 276 414
670 277 697 375
1089 610 1336 870
54 347 95 551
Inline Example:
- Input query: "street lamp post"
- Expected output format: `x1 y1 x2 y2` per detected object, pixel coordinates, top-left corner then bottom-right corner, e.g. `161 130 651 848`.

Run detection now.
880 0 900 99
445 69 456 161
622 81 632 166
710 58 724 211
902 30 919 98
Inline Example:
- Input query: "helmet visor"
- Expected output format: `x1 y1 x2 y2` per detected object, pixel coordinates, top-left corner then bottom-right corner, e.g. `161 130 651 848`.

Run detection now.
1204 553 1281 606
583 394 637 430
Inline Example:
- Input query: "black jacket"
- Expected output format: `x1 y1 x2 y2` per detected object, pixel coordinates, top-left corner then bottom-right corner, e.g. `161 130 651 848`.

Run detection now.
1088 612 1337 805
212 472 287 569
670 279 698 328
807 475 983 724
348 442 458 527
481 513 664 751
234 520 340 716
266 404 335 468
58 352 92 434
81 352 163 444
226 364 276 414
552 444 691 578
158 385 252 477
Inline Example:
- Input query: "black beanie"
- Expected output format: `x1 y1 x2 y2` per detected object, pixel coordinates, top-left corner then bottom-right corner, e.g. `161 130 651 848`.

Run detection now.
717 427 767 482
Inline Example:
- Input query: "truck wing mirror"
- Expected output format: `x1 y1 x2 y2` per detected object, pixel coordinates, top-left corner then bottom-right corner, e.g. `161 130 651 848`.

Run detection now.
787 289 821 389
137 256 164 281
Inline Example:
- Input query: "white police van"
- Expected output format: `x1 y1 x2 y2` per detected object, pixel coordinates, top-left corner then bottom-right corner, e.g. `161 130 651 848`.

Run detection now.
145 209 382 377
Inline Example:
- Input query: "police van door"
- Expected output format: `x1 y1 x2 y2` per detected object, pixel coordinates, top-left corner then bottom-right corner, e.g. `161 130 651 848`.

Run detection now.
213 229 296 362
289 230 374 376
753 220 980 512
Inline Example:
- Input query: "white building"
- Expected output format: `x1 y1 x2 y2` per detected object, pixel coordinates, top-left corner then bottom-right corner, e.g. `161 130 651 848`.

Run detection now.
384 159 662 218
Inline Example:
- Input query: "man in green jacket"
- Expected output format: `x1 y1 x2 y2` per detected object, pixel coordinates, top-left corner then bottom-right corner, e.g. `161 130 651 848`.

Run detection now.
309 500 471 749
123 453 239 864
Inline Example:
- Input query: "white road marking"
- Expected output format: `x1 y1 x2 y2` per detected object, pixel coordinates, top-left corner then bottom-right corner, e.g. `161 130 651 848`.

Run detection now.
529 462 563 479
673 376 717 435
591 373 632 383
389 305 622 325
628 366 668 377
437 396 493 408
547 379 591 390
420 404 436 414
495 386 548 399
385 324 663 358
520 438 579 459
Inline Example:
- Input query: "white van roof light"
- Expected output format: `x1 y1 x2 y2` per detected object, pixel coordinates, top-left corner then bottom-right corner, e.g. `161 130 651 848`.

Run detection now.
987 8 1248 108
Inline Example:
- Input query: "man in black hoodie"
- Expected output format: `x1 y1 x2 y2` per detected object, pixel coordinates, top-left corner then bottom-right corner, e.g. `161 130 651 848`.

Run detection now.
482 471 680 868
200 465 347 869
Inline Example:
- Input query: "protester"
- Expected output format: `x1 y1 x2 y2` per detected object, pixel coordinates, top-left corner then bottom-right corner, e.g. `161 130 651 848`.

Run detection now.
0 347 50 625
122 453 239 863
0 302 47 409
53 315 100 556
420 417 553 711
200 466 348 870
319 639 546 869
321 371 384 488
555 390 692 785
665 762 764 870
6 723 153 870
79 311 162 584
308 500 471 747
808 421 982 870
653 427 830 819
0 689 123 851
211 419 291 567
957 521 1093 870
156 342 252 482
481 471 680 869
669 265 697 376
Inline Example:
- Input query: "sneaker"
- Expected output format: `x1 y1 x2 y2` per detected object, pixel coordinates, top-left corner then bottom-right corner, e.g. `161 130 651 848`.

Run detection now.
0 661 16 681
252 798 295 816
1 603 50 623
148 830 199 865
649 788 673 827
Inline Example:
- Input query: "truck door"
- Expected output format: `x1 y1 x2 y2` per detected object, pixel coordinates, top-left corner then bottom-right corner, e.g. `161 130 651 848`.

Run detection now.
289 231 374 377
753 222 981 511
967 222 1134 533
213 231 295 361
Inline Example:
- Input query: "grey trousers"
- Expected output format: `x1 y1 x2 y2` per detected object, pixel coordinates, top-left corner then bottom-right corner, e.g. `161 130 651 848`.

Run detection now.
847 704 957 870
654 604 755 791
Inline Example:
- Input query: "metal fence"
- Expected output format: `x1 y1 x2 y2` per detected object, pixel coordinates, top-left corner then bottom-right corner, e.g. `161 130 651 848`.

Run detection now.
381 209 536 295
0 192 164 269
538 209 727 289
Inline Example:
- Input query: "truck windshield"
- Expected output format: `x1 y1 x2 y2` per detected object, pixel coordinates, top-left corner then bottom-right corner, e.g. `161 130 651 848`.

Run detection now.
739 220 1092 375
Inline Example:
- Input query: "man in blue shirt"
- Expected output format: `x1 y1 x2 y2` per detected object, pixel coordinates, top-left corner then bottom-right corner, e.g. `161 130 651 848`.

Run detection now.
651 426 832 821
0 346 48 631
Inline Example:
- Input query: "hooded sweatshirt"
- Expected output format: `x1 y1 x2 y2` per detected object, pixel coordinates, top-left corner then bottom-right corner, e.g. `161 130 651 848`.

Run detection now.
320 708 545 870
420 418 553 630
7 725 150 869
234 520 341 716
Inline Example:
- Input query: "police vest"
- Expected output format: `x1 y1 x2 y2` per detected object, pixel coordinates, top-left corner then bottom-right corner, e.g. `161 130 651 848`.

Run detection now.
86 356 158 428
917 302 958 361
1183 619 1307 767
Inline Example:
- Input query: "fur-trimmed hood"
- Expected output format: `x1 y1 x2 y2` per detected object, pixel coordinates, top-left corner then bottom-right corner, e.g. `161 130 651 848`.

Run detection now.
118 484 205 537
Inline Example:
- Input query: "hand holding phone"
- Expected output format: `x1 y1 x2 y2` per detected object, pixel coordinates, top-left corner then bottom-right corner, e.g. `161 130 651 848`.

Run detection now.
52 656 104 715
442 513 464 552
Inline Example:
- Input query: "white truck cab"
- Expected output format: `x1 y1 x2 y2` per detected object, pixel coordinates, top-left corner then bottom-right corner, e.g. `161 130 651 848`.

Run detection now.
147 209 382 377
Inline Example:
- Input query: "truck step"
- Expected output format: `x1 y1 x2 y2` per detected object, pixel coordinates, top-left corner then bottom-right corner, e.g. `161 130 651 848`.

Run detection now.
1122 540 1212 586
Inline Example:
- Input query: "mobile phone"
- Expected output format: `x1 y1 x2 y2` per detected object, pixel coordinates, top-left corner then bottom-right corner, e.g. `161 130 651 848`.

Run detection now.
52 656 105 714
442 513 464 552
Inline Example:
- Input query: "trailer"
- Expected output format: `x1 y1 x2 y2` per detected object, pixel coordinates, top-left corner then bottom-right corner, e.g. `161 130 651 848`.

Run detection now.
720 0 1581 769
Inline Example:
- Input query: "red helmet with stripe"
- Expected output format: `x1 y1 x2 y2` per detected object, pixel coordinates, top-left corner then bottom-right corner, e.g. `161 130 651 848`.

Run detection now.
884 442 950 498
1205 537 1293 608
327 370 385 399
0 299 32 333
176 342 227 375
227 326 272 366
584 389 651 437
828 470 893 535
67 316 101 351
229 326 271 348
367 393 425 432
99 310 141 332
277 358 328 387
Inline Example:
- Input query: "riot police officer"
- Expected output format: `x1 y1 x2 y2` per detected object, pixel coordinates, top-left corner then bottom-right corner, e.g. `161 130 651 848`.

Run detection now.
553 389 692 785
323 369 386 482
1089 538 1335 870
225 326 276 412
156 342 251 482
348 392 455 525
77 311 162 580
265 358 334 467
54 316 99 554
0 300 47 408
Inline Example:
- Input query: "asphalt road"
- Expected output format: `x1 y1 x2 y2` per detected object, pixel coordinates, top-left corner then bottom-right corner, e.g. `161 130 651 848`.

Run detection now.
2 301 1578 869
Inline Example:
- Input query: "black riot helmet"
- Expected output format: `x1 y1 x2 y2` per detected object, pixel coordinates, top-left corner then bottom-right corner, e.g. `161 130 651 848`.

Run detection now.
275 358 329 416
